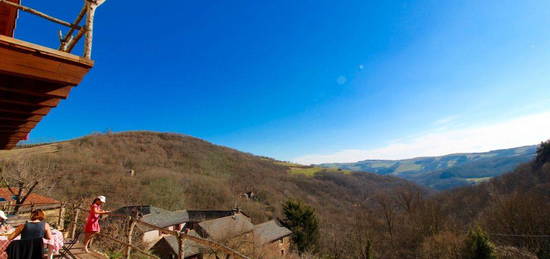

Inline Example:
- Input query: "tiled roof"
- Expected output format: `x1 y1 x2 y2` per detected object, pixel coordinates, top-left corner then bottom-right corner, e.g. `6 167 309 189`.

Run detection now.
0 188 60 204
253 220 292 245
198 213 254 241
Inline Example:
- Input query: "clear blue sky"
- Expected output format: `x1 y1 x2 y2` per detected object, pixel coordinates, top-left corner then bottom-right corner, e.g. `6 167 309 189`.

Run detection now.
16 0 550 163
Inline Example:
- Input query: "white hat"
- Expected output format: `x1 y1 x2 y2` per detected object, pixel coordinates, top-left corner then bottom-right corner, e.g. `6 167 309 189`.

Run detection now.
0 211 7 220
97 196 106 203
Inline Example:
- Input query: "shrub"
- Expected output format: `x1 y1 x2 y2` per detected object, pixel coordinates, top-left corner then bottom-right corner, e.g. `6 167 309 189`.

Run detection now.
462 227 497 259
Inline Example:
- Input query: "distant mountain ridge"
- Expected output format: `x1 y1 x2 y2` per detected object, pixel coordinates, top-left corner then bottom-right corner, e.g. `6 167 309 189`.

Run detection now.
319 145 537 190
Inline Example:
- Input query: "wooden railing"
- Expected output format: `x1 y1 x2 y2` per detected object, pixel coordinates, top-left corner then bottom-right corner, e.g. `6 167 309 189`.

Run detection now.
1 202 65 230
0 0 106 58
72 207 251 259
2 202 251 258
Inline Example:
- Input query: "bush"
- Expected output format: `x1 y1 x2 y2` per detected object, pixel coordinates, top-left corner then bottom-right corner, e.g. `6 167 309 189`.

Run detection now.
462 227 496 259
420 231 463 259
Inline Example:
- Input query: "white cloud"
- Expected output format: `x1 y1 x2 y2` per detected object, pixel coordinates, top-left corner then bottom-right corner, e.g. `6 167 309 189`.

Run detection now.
433 115 459 126
293 111 550 165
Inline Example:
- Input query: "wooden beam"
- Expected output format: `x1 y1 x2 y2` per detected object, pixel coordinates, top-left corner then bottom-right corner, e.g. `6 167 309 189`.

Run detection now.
0 107 51 116
0 85 72 99
0 132 27 138
59 4 87 51
0 129 31 134
0 0 81 30
0 121 38 129
0 96 61 107
0 35 93 66
0 114 43 122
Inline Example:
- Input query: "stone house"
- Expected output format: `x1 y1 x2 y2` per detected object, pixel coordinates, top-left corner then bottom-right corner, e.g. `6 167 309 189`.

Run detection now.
151 213 255 259
253 220 292 257
112 205 237 246
149 230 204 259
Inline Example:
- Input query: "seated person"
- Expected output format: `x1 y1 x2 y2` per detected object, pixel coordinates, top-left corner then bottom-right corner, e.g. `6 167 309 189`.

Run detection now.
6 209 52 258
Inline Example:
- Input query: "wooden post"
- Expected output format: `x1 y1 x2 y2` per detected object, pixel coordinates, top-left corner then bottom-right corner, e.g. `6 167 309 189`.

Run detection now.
177 233 185 259
83 0 106 59
57 203 65 230
125 217 136 259
71 207 80 239
59 4 87 50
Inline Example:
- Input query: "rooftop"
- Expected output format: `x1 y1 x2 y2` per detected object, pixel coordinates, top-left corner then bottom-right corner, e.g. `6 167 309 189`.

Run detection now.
198 213 254 241
253 220 292 245
0 188 60 204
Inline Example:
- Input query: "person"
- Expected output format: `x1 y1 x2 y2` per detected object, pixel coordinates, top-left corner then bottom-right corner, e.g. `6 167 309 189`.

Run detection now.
6 209 52 258
8 209 52 241
0 210 12 234
83 195 110 253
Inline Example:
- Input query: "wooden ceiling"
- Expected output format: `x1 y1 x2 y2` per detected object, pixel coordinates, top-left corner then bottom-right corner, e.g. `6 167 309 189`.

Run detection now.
0 35 93 149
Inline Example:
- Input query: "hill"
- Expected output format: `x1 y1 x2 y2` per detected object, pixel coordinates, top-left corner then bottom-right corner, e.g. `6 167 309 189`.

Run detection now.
319 145 537 190
317 141 550 258
0 131 424 257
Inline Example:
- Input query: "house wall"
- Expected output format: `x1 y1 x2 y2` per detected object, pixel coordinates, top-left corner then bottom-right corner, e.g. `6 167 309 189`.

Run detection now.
143 230 161 245
261 236 291 257
143 225 177 246
202 232 255 259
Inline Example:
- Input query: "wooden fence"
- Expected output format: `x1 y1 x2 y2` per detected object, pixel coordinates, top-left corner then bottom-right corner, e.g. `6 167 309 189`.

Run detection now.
2 202 251 258
69 206 251 259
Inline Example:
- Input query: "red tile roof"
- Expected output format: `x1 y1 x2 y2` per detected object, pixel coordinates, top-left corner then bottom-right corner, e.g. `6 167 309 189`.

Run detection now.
0 188 60 204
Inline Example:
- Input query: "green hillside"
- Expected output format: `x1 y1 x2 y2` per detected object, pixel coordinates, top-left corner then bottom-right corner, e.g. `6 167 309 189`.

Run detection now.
320 145 537 189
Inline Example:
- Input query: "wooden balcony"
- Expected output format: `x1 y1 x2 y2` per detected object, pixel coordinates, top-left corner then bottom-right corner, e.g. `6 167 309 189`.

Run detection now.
0 35 94 149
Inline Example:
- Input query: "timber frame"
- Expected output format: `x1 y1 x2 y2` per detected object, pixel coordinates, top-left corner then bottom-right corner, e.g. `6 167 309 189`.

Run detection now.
0 0 105 149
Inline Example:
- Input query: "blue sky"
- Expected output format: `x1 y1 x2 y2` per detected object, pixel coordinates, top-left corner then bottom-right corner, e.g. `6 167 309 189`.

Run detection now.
16 0 550 163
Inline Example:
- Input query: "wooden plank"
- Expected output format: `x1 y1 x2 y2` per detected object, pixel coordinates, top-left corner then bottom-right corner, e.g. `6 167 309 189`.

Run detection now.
0 120 38 128
0 96 61 107
0 85 73 99
0 114 43 122
0 35 93 66
0 132 27 138
0 106 51 115
0 127 31 133
0 128 31 134
0 47 90 85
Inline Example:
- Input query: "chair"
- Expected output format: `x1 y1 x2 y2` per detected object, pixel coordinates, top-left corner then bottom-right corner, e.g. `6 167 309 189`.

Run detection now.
57 231 81 259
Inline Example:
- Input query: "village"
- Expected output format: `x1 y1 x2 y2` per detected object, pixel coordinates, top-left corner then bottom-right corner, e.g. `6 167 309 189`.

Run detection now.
0 188 292 258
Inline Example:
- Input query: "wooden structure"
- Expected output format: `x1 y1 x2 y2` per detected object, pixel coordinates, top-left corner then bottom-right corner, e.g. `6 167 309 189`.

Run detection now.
0 0 105 149
70 207 251 259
